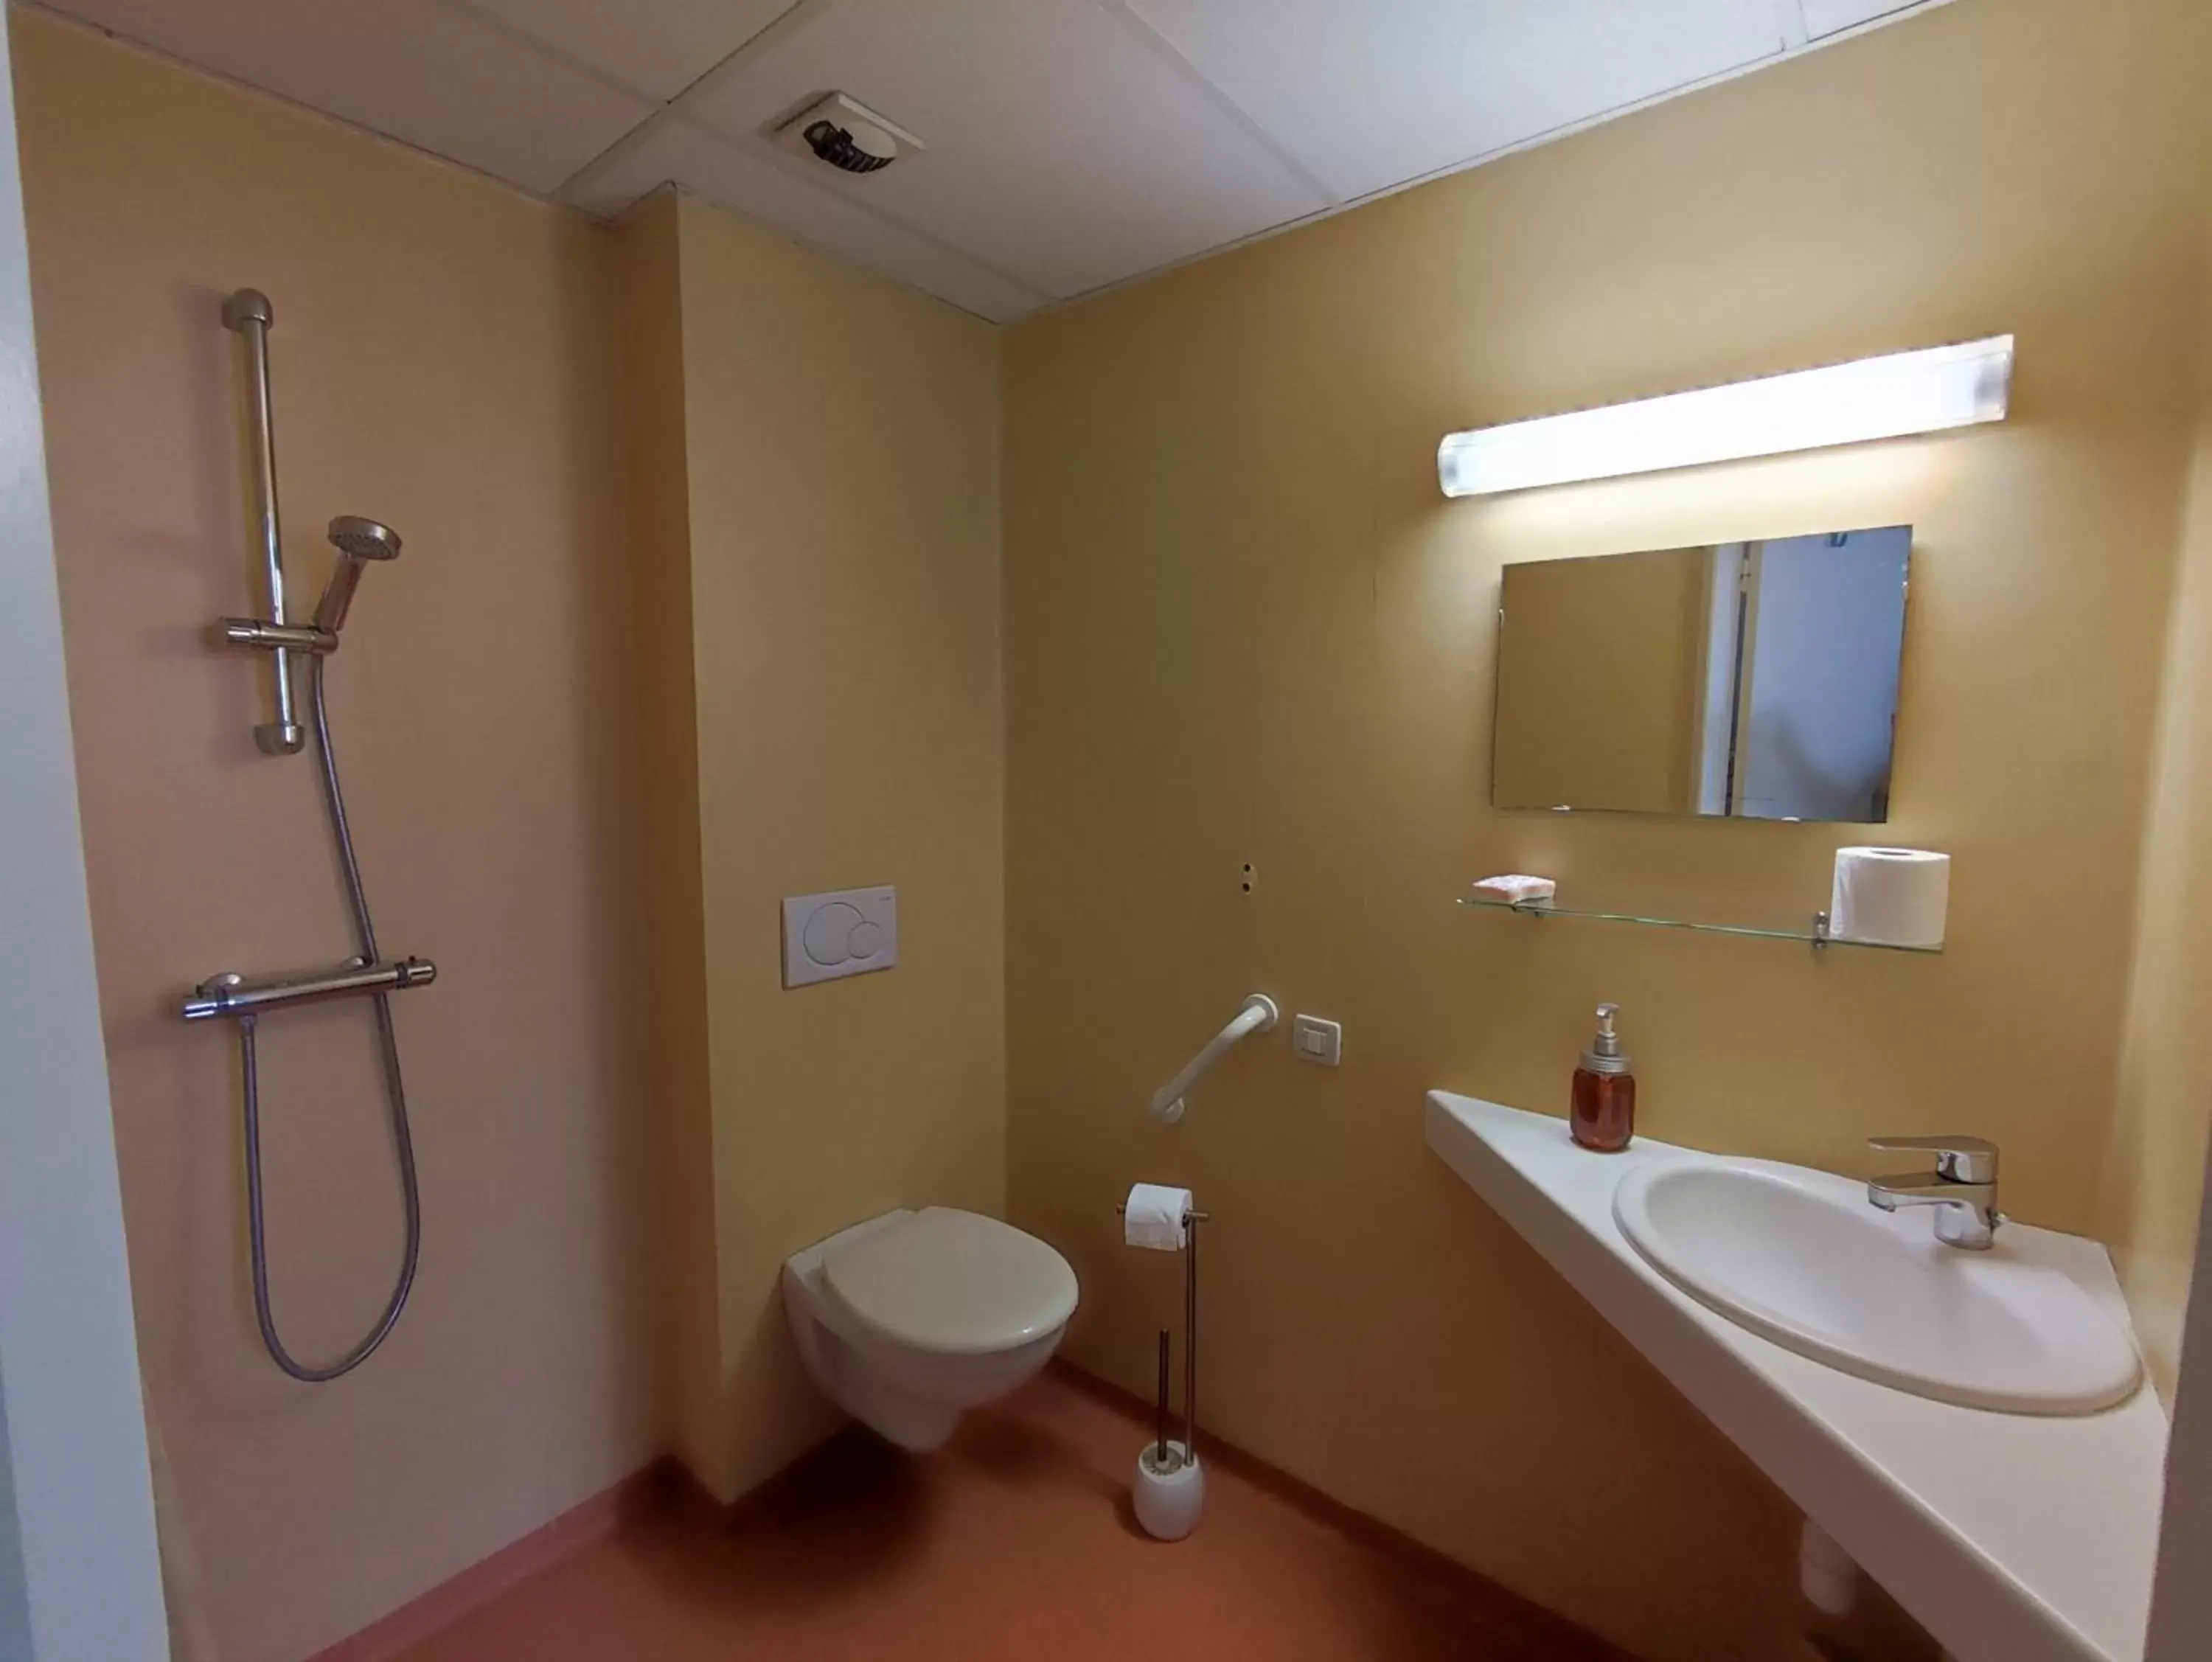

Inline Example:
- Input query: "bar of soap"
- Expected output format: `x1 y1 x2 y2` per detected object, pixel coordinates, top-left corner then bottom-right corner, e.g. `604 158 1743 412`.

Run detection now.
1470 874 1557 906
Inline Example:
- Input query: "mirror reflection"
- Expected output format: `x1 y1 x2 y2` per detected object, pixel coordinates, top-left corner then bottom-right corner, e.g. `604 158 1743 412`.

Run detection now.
1492 526 1910 821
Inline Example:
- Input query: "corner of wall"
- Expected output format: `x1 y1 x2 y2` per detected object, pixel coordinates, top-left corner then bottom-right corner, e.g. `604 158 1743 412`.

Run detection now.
2108 225 2212 1401
613 192 729 1492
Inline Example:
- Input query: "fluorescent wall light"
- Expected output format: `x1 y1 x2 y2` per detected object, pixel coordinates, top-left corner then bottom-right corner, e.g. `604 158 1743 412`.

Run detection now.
1437 335 2014 498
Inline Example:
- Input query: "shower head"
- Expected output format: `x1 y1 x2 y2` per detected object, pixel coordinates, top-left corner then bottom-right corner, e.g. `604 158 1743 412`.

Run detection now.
328 515 402 563
313 515 403 633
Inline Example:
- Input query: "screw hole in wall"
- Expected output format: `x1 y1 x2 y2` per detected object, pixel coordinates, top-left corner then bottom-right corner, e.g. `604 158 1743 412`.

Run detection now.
1240 862 1256 894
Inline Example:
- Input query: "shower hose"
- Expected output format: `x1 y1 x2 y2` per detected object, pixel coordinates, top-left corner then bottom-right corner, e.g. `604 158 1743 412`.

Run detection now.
232 653 421 1381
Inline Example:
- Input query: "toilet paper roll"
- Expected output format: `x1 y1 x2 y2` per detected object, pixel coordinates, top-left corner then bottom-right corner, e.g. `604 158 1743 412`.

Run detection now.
1829 847 1950 948
1123 1183 1191 1251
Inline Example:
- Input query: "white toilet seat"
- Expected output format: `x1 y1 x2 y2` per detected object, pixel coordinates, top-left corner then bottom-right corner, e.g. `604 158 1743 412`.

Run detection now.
824 1206 1077 1355
783 1207 1078 1451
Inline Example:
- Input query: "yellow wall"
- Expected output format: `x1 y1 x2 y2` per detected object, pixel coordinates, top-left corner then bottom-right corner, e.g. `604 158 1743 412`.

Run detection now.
12 13 1009 1641
1003 1 2212 1655
2112 257 2212 1399
1494 546 1709 813
12 13 659 1661
622 191 1007 1501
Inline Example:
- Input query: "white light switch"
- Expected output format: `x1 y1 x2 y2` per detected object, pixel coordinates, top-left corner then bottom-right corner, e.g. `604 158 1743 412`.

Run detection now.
1293 1014 1341 1067
782 886 898 988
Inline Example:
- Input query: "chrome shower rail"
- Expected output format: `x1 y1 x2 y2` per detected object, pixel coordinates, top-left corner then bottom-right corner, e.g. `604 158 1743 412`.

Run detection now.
220 288 304 755
180 956 437 1023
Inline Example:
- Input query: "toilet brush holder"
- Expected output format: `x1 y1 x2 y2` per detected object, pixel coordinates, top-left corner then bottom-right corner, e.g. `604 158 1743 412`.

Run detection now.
1133 1439 1204 1541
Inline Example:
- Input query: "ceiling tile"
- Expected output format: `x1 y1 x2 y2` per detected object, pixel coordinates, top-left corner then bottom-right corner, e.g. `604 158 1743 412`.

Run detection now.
568 120 1048 322
41 0 655 194
1121 0 1787 203
677 0 1329 299
453 0 796 103
1801 0 1924 39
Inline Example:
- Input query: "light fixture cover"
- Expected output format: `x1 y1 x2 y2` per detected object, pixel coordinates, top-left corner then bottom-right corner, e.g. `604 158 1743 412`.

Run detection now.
1436 335 2014 498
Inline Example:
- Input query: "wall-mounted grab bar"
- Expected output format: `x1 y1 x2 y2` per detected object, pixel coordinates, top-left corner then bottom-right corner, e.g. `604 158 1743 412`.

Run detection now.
179 956 437 1022
1149 994 1278 1124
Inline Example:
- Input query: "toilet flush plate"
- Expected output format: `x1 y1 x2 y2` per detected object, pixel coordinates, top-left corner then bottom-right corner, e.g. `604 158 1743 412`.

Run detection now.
783 886 898 987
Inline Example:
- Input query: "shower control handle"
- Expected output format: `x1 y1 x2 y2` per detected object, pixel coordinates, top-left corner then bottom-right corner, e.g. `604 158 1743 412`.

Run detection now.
180 955 437 1021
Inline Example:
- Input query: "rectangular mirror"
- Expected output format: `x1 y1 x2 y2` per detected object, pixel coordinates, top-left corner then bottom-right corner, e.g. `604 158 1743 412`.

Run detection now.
1492 525 1910 821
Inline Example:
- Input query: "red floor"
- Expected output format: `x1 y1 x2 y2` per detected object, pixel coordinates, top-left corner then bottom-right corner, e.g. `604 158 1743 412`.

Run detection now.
380 1369 1621 1661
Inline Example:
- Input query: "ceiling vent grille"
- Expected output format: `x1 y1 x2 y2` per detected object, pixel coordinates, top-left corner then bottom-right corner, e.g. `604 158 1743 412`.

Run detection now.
774 93 925 177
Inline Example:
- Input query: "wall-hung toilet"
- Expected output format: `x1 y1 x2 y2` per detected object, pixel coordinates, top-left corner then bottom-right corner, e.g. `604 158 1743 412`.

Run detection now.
782 1207 1079 1451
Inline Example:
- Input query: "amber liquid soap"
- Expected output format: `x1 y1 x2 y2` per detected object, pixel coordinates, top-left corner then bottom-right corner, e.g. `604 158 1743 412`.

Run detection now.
1570 1001 1635 1152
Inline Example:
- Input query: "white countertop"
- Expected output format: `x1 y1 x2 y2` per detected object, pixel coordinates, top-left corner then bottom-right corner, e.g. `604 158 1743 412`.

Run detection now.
1425 1090 2170 1662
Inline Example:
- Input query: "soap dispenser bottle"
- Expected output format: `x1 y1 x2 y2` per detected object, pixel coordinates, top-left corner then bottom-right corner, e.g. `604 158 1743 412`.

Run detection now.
1571 1002 1635 1152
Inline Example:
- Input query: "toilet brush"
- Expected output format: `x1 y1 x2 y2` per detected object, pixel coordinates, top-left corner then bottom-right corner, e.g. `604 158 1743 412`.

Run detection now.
1155 1327 1171 1464
1133 1332 1203 1540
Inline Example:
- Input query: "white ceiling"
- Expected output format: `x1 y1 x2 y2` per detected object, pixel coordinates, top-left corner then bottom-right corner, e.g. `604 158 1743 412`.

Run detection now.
40 0 1942 321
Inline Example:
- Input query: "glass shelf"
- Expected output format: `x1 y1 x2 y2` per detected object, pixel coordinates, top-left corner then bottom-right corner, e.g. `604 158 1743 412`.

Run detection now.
1456 895 1942 954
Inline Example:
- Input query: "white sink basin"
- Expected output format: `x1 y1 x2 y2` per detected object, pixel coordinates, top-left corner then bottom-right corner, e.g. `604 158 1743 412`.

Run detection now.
1612 1158 2140 1415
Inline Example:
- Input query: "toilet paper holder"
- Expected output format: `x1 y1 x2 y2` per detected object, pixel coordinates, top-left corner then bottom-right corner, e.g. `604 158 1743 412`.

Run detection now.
1116 1200 1208 1465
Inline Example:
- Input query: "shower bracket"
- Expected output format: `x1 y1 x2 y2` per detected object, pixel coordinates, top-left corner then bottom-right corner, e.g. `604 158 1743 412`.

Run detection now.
218 617 338 655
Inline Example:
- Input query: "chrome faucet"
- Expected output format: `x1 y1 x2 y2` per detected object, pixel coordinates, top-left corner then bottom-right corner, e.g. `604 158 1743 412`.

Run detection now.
1866 1136 2000 1249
